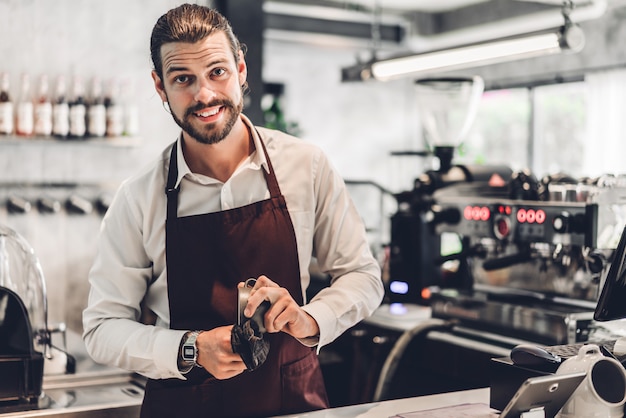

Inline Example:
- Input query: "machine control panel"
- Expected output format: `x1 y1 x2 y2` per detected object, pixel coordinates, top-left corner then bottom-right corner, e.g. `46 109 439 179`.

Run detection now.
434 197 597 247
514 203 594 246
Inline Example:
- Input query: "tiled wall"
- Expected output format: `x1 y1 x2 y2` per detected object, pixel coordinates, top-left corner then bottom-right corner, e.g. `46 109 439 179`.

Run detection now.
0 0 423 333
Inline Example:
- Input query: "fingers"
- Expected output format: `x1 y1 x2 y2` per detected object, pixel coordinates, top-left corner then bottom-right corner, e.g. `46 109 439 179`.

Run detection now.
263 298 294 333
243 275 281 317
195 326 246 380
241 276 319 338
252 275 280 291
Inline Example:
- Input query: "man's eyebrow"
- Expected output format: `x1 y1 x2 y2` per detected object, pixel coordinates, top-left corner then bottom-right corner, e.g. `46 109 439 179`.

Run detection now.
165 66 188 76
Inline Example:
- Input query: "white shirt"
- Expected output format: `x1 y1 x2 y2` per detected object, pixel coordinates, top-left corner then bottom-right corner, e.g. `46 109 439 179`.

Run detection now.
82 116 384 380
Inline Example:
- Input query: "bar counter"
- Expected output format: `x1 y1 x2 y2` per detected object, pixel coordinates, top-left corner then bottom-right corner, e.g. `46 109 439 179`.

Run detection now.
273 387 494 417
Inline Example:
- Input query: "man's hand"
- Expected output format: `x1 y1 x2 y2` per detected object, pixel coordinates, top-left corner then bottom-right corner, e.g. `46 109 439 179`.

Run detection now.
242 275 320 339
195 326 246 380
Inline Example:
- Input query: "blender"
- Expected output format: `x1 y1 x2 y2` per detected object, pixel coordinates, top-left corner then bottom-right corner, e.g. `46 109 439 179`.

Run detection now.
0 224 67 403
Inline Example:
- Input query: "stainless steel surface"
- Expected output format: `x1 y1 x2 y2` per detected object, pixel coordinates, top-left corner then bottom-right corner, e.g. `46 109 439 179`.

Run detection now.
0 373 144 417
430 295 595 345
427 330 512 357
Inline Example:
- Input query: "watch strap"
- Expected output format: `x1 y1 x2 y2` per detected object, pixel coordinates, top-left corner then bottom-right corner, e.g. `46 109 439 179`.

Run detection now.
179 330 201 374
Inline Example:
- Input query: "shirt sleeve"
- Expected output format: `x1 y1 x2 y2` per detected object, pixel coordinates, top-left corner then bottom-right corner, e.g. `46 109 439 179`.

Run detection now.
302 150 384 350
82 182 187 380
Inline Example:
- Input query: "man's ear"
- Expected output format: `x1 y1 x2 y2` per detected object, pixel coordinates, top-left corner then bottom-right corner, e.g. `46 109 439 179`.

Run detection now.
237 50 247 88
151 70 168 102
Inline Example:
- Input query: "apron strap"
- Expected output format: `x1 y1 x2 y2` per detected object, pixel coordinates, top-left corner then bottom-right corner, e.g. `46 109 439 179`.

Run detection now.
165 130 284 220
165 142 179 221
255 129 282 200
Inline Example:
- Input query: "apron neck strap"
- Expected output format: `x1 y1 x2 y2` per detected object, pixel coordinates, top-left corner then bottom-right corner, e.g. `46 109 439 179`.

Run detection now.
165 130 284 221
254 128 282 199
165 142 180 221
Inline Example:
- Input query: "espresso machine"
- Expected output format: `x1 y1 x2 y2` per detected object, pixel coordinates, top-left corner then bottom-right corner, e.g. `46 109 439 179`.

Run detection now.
428 175 626 345
322 76 626 405
388 76 513 303
387 77 626 346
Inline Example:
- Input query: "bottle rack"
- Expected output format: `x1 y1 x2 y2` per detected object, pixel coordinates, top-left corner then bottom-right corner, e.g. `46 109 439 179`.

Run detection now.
0 134 141 147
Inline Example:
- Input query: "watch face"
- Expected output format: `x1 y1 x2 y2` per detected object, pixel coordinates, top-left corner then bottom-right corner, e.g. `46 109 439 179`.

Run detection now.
183 345 195 361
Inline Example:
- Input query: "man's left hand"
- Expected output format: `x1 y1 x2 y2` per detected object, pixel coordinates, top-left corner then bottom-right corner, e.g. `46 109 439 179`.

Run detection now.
241 275 319 339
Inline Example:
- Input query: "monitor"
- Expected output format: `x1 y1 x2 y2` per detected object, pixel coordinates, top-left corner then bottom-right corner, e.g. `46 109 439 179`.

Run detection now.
594 224 626 321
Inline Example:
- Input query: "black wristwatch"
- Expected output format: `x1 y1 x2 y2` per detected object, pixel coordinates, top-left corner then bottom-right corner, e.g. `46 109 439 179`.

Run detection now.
179 331 201 374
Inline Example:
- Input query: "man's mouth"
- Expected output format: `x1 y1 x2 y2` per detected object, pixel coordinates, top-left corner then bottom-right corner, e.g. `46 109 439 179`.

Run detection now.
193 106 222 118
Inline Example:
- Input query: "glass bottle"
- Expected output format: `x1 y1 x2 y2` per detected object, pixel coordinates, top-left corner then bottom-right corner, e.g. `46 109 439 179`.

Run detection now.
68 75 86 138
105 78 124 137
0 72 13 135
34 74 53 137
87 76 106 137
52 75 69 139
121 78 139 137
16 73 34 137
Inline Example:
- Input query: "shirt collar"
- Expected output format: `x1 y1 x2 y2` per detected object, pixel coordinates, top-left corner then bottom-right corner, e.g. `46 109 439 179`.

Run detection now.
172 115 269 189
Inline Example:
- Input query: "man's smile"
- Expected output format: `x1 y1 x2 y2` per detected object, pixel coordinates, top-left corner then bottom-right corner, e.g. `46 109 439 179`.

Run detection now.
189 105 224 122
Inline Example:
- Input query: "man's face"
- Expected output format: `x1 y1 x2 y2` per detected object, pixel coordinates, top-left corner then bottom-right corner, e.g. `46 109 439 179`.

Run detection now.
152 32 247 145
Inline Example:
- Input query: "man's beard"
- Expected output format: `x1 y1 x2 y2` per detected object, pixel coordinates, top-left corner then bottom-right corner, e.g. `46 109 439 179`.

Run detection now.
169 96 243 145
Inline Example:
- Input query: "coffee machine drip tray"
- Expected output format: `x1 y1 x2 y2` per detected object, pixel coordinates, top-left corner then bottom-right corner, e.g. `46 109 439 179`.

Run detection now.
430 289 596 345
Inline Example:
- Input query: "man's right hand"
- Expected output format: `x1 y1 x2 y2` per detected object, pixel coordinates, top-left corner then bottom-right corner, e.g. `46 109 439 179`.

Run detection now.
195 325 247 379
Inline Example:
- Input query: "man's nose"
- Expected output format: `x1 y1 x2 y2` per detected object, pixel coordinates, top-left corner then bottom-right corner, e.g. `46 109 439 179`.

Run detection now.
194 80 217 103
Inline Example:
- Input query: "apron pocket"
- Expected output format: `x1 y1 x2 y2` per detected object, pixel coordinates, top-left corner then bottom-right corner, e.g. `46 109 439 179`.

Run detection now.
280 350 329 414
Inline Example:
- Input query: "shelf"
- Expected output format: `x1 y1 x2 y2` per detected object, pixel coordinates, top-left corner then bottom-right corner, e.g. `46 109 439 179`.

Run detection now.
0 135 142 148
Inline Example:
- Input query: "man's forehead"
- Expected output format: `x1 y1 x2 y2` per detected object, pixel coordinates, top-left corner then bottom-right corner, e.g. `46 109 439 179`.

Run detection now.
161 33 233 71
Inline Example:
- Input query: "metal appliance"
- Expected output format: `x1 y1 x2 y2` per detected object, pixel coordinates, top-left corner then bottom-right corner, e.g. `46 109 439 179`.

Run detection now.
429 175 626 345
386 76 626 346
361 76 626 404
388 76 513 303
0 224 49 403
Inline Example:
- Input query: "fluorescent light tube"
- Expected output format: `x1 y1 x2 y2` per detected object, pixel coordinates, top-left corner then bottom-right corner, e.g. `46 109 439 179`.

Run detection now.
371 31 564 81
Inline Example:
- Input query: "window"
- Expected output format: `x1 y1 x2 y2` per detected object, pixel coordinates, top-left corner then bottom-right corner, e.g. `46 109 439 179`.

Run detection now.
457 88 531 172
459 69 626 180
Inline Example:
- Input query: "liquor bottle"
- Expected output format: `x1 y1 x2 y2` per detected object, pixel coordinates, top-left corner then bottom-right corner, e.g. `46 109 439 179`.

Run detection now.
105 78 124 137
121 78 139 137
52 75 69 138
0 72 13 135
16 73 34 137
68 75 86 138
87 76 106 137
34 74 53 137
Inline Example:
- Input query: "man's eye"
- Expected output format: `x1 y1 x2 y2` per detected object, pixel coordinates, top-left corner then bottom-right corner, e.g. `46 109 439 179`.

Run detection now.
212 68 226 77
174 75 190 84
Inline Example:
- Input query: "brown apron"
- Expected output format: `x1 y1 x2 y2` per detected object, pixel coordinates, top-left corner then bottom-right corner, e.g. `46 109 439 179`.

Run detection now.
140 135 329 418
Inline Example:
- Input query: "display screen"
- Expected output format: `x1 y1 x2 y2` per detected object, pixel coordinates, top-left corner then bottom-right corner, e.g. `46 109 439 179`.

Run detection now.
594 224 626 321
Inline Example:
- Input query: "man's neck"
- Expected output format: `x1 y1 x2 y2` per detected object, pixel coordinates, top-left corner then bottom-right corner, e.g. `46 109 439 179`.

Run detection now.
182 121 253 183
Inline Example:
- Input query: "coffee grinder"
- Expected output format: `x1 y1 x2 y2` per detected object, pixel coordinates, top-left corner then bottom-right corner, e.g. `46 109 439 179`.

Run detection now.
388 76 512 304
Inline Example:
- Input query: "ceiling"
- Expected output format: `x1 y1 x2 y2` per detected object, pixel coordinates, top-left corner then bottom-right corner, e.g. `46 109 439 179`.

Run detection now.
267 0 567 15
322 0 497 13
264 0 608 51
